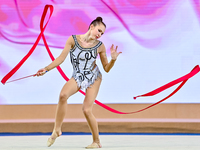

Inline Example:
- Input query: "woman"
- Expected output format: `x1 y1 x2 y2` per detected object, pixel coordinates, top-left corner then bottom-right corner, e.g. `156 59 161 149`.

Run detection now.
36 17 121 148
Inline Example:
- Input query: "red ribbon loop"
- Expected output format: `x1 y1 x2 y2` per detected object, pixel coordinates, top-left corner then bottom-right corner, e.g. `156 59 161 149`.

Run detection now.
1 5 199 114
1 5 54 85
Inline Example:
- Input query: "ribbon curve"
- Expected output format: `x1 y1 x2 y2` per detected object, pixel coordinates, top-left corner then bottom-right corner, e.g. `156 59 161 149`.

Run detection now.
1 5 200 114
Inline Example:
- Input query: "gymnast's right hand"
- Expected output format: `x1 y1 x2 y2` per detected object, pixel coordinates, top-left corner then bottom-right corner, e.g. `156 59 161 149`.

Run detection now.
34 68 47 77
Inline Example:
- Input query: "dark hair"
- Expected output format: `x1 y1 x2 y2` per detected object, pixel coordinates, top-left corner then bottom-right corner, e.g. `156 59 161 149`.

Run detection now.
89 17 106 29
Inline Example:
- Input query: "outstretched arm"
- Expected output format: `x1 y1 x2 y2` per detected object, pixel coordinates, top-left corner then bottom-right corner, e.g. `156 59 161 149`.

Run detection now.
35 36 74 76
99 43 122 73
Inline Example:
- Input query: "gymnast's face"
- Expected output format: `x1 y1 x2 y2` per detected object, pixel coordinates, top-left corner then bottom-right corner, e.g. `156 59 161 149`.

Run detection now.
90 23 106 40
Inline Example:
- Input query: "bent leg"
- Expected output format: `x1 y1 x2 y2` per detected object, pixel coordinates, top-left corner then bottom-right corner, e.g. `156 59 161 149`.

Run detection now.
54 78 79 132
83 78 102 148
48 78 79 147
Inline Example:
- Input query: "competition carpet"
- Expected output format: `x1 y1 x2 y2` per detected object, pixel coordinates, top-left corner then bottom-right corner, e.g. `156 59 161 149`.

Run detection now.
0 133 200 150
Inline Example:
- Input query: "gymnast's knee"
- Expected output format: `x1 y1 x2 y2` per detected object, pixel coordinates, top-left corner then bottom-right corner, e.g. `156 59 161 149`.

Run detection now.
82 107 92 116
59 92 69 103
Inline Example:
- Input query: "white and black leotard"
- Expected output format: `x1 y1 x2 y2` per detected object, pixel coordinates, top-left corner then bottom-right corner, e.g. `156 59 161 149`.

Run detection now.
70 35 102 90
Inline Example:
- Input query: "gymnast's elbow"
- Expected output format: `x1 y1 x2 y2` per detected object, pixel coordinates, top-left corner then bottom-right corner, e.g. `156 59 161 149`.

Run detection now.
104 68 110 73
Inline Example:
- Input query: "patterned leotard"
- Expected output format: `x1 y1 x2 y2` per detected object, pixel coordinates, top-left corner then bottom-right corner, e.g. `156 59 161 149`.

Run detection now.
70 35 102 90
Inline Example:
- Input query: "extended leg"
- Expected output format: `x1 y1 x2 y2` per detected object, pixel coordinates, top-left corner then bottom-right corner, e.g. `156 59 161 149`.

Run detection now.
82 78 102 148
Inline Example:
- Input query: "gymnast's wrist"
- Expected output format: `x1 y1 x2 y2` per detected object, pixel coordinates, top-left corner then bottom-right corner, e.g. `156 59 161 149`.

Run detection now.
44 66 50 72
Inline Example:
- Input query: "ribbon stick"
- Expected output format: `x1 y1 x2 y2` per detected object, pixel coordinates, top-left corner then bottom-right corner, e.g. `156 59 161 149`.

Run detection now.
1 5 200 114
5 74 36 84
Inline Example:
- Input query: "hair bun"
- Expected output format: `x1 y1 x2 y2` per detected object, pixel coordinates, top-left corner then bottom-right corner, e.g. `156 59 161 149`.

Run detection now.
89 16 106 29
96 17 103 22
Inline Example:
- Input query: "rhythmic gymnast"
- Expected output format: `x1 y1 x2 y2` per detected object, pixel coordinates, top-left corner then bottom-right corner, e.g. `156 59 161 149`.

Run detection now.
35 17 122 149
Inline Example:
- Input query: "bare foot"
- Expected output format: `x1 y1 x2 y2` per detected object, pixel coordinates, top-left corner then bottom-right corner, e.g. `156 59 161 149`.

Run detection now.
47 130 62 147
85 142 102 149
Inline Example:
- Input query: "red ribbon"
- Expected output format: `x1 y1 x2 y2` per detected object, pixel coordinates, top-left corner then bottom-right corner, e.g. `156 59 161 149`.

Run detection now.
1 5 200 114
134 65 200 99
95 65 200 114
1 5 54 84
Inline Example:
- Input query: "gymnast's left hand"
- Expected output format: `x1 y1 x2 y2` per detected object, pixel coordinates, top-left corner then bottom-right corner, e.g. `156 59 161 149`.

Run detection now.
110 44 122 60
